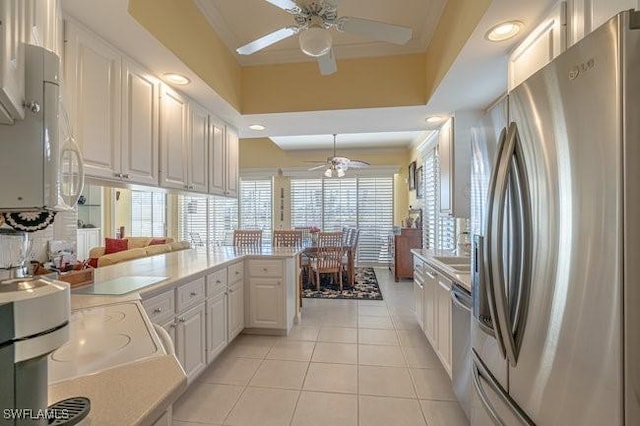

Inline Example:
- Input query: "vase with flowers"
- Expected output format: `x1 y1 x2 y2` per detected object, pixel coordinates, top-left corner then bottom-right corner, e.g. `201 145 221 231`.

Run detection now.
309 226 321 243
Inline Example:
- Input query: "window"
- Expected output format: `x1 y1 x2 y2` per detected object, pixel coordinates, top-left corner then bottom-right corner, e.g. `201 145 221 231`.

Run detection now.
239 179 272 244
130 191 166 237
178 195 238 246
290 179 323 228
422 147 456 250
290 176 394 264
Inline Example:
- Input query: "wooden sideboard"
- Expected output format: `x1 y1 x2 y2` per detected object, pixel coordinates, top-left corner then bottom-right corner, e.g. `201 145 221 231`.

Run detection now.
393 228 422 282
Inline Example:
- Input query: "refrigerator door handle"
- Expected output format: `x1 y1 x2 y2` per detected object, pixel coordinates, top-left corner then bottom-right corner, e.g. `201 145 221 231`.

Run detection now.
472 350 535 426
484 127 509 358
509 122 532 361
485 126 512 359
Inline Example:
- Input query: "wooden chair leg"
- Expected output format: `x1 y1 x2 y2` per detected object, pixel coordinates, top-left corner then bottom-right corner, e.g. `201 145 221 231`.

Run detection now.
316 269 320 291
338 271 343 291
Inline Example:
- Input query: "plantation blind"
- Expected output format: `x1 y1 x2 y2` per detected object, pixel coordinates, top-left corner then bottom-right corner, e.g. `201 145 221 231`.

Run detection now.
209 195 238 246
290 178 323 228
178 195 209 245
423 149 438 249
356 177 394 263
239 179 273 244
323 178 357 231
130 191 166 237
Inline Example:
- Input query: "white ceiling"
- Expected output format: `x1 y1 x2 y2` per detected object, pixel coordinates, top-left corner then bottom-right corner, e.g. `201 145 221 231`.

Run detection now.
271 131 429 150
62 0 557 150
195 0 447 65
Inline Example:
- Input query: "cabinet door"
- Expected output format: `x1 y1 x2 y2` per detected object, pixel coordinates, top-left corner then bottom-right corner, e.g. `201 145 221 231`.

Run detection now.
225 126 239 197
159 84 188 190
86 228 100 253
31 0 60 54
423 267 437 344
121 59 159 186
590 0 639 33
64 20 121 181
249 278 283 328
437 276 452 374
176 303 206 382
160 317 176 354
188 101 209 193
208 117 226 195
206 292 228 364
228 283 244 341
508 2 567 90
438 118 453 215
76 229 88 260
0 0 29 123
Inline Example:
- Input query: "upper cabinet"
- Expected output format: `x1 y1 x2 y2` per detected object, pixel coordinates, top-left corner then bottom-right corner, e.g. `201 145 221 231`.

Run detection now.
567 0 640 45
159 84 189 190
437 111 479 218
63 18 238 197
64 20 122 181
508 2 567 90
121 59 160 186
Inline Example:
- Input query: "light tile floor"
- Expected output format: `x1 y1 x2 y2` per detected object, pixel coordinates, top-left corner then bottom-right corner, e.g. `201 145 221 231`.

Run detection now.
173 267 469 426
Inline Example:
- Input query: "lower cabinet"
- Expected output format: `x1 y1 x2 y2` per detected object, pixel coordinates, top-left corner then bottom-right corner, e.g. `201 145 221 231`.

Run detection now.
206 291 227 364
436 275 452 374
175 303 206 382
423 263 438 345
228 281 244 341
249 278 283 328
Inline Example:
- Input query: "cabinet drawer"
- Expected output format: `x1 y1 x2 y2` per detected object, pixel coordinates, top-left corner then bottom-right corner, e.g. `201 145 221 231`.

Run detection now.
414 257 425 273
248 260 283 277
177 277 206 312
143 289 175 324
228 262 244 283
207 268 228 297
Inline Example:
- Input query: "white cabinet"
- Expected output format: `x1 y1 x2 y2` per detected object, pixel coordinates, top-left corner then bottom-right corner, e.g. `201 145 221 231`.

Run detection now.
64 20 122 180
225 127 239 197
175 303 206 382
121 58 159 186
508 2 567 90
413 257 425 330
228 281 244 341
188 101 209 193
76 227 100 260
0 0 31 124
437 113 478 218
249 278 283 328
206 291 227 364
208 118 238 198
436 275 452 375
160 317 176 351
422 262 438 345
159 84 188 190
568 0 639 45
31 0 62 55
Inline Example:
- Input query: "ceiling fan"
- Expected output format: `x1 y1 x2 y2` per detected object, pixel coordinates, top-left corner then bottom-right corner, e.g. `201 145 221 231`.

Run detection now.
236 0 413 75
308 134 370 177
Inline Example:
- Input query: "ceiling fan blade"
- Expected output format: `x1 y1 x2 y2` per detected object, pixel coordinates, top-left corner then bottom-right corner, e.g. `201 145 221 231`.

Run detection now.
264 0 301 13
337 17 412 45
236 26 298 55
317 49 337 75
308 164 329 171
347 160 370 168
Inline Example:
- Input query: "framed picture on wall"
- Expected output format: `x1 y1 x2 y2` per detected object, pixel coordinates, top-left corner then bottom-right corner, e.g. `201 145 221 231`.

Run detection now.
408 161 416 190
416 166 424 199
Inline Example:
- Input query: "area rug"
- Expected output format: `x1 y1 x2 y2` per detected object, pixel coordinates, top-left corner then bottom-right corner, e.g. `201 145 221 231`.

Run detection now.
302 267 383 300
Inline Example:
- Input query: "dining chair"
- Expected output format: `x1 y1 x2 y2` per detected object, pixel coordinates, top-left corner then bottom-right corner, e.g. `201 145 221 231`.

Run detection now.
310 231 344 290
294 226 312 245
189 232 205 247
273 230 303 247
342 228 361 287
233 230 263 247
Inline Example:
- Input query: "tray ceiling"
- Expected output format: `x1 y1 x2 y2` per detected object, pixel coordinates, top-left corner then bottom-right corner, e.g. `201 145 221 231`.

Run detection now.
195 0 447 65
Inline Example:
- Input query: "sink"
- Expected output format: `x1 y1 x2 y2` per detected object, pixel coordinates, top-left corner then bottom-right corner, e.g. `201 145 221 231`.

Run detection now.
432 256 471 265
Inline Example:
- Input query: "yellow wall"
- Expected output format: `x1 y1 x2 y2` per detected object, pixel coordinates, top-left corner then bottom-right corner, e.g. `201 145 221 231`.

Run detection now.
128 0 243 111
424 0 491 99
242 53 427 114
113 188 132 237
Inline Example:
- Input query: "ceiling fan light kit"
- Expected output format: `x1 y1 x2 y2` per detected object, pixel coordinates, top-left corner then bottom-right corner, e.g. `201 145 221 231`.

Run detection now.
237 0 413 75
308 134 370 177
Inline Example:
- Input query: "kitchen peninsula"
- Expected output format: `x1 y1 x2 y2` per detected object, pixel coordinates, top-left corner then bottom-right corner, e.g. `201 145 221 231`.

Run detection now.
49 246 302 426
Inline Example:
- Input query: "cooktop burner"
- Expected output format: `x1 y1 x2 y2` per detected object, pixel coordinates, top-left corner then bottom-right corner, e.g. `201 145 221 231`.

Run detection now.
48 302 162 384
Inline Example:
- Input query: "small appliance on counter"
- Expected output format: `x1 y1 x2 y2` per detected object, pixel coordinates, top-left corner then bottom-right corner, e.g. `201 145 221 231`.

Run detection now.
0 229 32 279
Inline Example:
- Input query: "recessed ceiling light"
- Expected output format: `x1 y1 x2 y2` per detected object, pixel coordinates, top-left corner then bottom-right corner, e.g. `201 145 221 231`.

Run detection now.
249 124 266 131
425 116 445 124
163 73 190 85
485 21 523 42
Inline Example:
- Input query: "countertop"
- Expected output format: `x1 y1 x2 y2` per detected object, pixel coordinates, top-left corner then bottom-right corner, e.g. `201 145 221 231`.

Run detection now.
411 249 472 292
49 246 303 425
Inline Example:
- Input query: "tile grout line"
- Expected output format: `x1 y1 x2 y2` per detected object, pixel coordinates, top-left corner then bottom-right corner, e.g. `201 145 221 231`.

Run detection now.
287 340 315 426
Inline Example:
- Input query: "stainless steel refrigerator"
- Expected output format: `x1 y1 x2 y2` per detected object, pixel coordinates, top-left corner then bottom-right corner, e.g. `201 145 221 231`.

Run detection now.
469 10 640 425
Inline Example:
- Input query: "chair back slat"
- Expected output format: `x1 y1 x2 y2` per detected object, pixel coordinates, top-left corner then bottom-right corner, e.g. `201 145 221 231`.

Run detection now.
317 231 342 247
273 230 303 247
233 230 263 247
